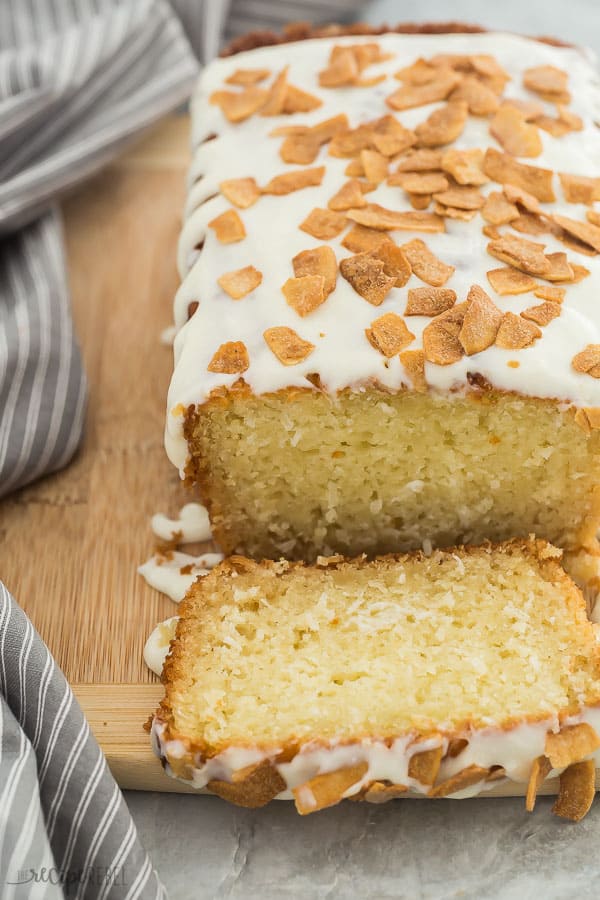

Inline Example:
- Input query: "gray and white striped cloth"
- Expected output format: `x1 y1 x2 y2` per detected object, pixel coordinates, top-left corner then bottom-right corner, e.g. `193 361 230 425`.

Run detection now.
0 1 367 897
0 583 165 899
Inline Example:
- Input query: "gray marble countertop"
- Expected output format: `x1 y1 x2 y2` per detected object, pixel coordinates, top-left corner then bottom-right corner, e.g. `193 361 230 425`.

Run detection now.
127 2 600 897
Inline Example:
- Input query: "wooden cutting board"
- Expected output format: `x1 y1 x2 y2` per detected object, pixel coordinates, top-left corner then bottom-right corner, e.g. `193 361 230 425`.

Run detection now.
0 114 588 798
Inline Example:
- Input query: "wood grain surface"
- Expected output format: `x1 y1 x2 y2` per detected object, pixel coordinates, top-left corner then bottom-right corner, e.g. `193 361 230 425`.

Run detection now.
0 113 596 798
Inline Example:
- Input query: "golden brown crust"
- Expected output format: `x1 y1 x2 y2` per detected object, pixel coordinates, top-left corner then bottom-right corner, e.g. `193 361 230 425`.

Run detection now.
220 22 572 59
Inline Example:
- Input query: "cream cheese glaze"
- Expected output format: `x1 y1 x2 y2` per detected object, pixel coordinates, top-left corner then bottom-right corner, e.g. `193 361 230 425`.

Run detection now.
138 550 224 602
166 31 600 474
152 706 600 800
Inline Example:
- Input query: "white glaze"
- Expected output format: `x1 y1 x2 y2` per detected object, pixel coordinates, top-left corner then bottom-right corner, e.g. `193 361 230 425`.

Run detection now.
152 709 600 801
151 502 212 543
160 324 177 346
144 616 179 676
138 549 224 602
166 32 600 474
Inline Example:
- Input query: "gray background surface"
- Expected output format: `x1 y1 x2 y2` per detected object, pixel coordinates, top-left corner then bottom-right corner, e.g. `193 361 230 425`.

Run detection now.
126 2 600 897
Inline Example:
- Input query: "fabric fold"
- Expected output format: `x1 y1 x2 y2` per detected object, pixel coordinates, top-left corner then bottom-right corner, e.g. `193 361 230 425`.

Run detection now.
0 583 166 899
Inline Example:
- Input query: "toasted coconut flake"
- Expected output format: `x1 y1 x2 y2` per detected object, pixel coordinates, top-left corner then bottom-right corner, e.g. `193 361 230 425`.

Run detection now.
300 207 347 240
524 65 570 100
546 724 600 769
319 47 359 88
415 100 469 147
293 246 337 296
487 234 551 277
447 738 469 758
207 759 285 808
345 158 365 177
356 74 387 88
571 263 591 283
347 205 445 233
387 70 461 110
293 763 368 814
525 756 552 812
263 167 325 196
280 114 349 164
371 115 417 157
544 252 575 283
208 209 246 243
260 67 289 116
469 54 510 92
535 114 574 137
521 301 561 326
264 326 315 365
503 183 543 215
534 285 566 302
510 213 548 236
496 311 542 349
432 185 484 210
408 193 432 210
451 76 500 115
490 105 543 158
220 177 260 209
366 312 415 356
225 68 271 86
340 251 396 305
557 104 583 131
280 132 321 165
405 287 457 316
207 341 249 374
429 764 490 798
482 192 519 226
556 231 599 257
459 284 503 355
361 149 388 184
400 348 427 391
500 97 545 120
401 238 455 286
482 224 502 239
552 760 595 822
329 123 375 158
487 267 537 295
360 781 408 803
210 86 268 122
483 148 555 202
394 57 438 85
373 241 412 286
422 302 467 365
551 214 600 253
341 224 390 253
435 203 478 221
328 179 368 211
217 265 262 299
388 171 449 194
407 747 443 786
396 148 444 172
282 275 326 316
441 148 488 186
573 344 600 377
283 84 322 114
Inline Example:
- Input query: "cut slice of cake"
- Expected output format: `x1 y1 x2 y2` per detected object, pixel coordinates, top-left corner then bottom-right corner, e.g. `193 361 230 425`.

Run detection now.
166 27 600 585
152 539 600 819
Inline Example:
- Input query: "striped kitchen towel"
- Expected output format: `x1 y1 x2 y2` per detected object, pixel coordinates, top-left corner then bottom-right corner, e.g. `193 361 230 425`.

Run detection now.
0 583 166 899
0 0 199 500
